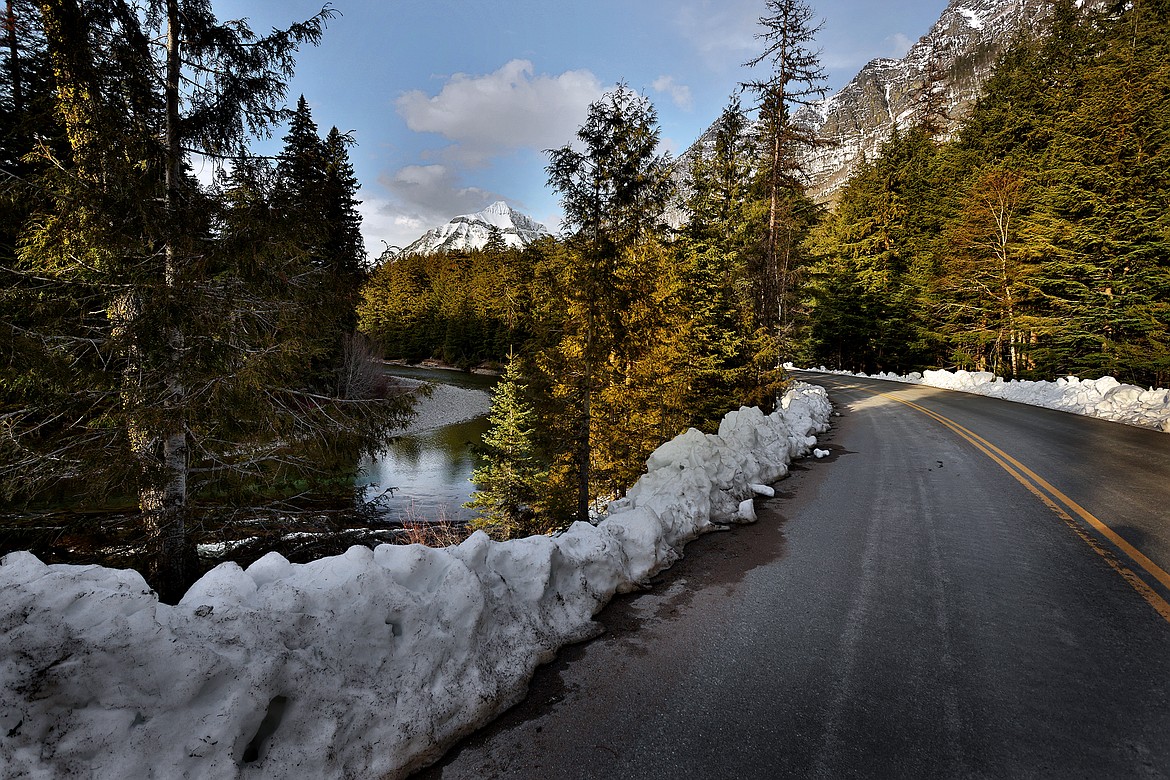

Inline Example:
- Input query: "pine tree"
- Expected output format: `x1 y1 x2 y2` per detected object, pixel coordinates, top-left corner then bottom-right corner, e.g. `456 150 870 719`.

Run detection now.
544 85 674 521
741 0 829 393
2 1 409 600
319 125 367 391
803 124 947 373
677 96 758 427
465 354 547 538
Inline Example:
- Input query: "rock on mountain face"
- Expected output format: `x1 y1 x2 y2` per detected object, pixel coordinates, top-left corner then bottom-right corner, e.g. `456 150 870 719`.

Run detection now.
399 201 551 257
798 0 1093 202
673 0 1101 210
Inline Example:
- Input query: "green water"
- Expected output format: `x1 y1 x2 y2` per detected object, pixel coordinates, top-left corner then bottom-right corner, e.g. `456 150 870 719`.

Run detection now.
357 367 495 524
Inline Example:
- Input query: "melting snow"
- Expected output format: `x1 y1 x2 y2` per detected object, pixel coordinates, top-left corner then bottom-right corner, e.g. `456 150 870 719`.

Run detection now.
957 6 985 29
0 385 833 778
793 365 1170 433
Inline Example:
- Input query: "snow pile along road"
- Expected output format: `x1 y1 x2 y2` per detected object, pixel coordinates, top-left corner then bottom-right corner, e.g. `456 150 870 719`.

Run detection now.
0 384 832 779
796 365 1170 433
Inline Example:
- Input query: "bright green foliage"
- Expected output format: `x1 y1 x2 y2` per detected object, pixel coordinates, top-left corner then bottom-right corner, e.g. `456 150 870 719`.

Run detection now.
465 354 547 538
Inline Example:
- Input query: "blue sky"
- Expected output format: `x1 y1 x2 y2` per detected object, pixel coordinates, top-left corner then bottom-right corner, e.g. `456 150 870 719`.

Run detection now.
212 0 950 256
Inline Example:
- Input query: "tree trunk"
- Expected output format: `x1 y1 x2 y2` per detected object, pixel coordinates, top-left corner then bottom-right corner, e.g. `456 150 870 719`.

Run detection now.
144 0 192 602
577 305 593 523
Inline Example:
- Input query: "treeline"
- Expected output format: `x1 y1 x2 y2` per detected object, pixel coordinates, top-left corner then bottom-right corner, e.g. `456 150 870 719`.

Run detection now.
0 1 407 598
360 0 1170 539
359 233 547 367
802 0 1170 386
360 2 829 537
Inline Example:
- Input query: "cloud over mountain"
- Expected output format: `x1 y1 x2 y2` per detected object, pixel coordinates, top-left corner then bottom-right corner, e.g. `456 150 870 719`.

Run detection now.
395 59 605 166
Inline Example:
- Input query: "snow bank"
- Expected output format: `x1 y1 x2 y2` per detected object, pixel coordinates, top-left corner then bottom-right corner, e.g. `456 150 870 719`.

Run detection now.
794 365 1170 433
0 384 833 779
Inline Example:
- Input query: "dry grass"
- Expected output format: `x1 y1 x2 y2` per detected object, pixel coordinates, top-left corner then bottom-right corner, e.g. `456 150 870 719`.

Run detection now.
396 503 473 548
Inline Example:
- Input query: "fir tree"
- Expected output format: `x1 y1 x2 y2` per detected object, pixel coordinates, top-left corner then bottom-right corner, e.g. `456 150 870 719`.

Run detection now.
465 354 547 538
677 96 758 428
741 0 829 394
2 1 408 600
544 84 674 521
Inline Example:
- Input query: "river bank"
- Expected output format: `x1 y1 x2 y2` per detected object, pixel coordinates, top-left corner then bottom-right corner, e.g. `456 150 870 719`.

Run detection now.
358 366 496 524
393 377 493 437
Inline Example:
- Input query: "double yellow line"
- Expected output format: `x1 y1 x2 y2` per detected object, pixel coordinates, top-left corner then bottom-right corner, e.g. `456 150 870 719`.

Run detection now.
874 389 1170 625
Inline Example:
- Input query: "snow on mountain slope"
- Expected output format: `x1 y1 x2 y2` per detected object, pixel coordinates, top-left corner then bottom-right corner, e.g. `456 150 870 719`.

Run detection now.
795 0 1081 202
671 0 1108 213
399 201 551 257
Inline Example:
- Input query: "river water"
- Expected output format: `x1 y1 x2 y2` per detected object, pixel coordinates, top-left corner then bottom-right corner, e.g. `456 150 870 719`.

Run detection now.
356 366 495 524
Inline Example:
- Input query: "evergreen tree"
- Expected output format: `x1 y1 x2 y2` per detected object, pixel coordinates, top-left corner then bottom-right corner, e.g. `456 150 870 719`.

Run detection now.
1039 0 1170 385
544 85 674 521
804 125 946 372
465 354 547 538
1 1 407 600
741 0 829 395
677 96 759 427
799 0 1170 386
319 125 366 390
275 96 327 224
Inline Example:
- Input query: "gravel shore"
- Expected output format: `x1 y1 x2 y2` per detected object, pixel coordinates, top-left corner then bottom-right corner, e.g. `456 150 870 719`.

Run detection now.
393 379 492 436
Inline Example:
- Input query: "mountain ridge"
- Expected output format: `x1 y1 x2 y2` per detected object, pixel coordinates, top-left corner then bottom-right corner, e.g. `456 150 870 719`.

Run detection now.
397 201 552 258
673 0 1106 210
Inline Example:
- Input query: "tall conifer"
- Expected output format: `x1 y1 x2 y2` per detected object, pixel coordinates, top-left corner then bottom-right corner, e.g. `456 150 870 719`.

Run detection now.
545 85 673 521
3 1 409 599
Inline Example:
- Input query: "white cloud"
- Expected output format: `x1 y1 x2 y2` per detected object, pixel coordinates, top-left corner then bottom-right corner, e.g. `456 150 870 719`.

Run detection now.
674 0 763 71
652 76 694 111
886 32 914 58
382 164 503 217
395 59 605 166
358 165 509 254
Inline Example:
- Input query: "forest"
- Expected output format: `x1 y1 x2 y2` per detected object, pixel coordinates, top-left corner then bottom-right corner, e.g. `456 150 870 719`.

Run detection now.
2 0 1169 596
360 0 1170 539
0 0 410 599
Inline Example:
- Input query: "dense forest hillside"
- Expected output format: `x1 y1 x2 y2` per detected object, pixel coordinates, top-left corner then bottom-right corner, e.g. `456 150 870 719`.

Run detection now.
800 0 1170 386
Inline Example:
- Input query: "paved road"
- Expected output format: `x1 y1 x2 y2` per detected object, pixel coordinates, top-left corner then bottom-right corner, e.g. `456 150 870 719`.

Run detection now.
419 374 1170 779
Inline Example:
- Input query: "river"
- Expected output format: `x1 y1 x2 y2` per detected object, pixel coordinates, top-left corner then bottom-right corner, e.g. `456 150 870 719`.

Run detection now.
356 366 496 524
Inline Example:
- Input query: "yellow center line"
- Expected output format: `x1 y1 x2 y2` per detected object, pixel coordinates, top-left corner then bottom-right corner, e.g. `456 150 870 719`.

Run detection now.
856 385 1170 624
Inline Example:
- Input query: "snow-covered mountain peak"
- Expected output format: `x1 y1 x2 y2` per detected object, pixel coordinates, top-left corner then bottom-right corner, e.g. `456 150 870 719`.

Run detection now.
465 200 514 226
398 201 552 258
670 0 1106 214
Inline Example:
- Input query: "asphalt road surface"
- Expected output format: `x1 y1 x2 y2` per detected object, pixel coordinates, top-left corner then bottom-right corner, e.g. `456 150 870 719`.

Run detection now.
419 373 1170 779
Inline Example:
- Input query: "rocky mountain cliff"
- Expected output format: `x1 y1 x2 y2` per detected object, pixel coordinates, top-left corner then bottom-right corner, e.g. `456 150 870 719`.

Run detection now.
799 0 1091 202
674 0 1103 211
398 201 551 257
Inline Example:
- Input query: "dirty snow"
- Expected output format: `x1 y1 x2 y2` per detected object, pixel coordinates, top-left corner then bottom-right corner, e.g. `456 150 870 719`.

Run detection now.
793 365 1170 433
0 384 833 779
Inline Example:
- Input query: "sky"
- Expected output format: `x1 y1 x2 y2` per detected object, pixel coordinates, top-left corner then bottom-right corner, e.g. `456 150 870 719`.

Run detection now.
210 0 951 259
